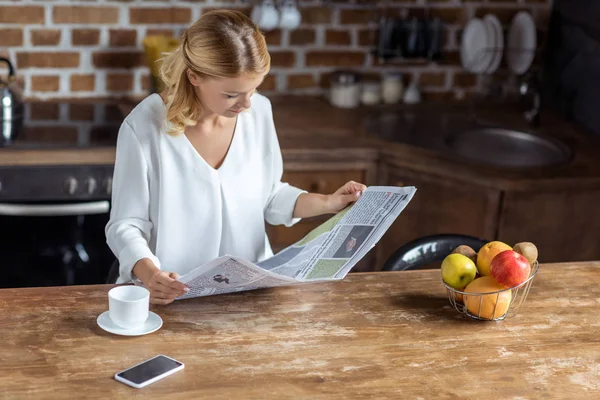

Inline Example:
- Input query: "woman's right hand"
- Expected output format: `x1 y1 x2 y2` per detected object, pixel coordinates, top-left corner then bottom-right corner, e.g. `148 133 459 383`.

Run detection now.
132 258 189 305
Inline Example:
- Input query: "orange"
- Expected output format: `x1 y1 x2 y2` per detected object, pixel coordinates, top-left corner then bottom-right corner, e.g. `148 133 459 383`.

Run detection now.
464 276 512 320
476 241 512 276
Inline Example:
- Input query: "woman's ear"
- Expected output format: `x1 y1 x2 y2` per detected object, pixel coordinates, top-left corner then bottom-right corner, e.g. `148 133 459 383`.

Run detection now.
186 69 202 87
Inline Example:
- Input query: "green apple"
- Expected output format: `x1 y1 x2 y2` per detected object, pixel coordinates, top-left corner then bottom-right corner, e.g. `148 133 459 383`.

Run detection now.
441 253 477 290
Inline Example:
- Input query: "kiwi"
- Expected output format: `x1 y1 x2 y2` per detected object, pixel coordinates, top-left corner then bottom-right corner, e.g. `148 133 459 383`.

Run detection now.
452 245 477 264
513 242 538 264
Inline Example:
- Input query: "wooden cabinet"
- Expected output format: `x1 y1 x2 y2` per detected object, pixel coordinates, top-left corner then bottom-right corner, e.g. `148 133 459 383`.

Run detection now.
498 189 600 263
374 165 501 270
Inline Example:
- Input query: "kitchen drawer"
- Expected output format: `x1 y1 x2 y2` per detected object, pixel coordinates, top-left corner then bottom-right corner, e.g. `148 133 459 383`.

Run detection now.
282 170 366 194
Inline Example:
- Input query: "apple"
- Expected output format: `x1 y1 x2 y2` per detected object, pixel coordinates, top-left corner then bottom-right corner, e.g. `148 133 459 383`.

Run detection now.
490 250 531 287
441 254 477 290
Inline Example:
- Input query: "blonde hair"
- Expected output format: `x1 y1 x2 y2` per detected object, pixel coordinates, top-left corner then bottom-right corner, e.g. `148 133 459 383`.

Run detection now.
159 10 270 135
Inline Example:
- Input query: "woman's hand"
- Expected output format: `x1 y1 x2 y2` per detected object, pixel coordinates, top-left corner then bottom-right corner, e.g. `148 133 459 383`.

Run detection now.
293 181 367 218
132 258 189 305
326 181 367 213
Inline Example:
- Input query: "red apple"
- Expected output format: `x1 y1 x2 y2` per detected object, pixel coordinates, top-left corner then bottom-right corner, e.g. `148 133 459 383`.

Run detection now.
490 250 531 287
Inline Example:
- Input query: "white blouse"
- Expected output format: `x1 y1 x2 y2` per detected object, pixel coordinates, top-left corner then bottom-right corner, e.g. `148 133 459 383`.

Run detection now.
105 93 306 283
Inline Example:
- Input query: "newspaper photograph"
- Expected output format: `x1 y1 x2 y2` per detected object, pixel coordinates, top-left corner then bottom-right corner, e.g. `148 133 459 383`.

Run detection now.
175 186 417 300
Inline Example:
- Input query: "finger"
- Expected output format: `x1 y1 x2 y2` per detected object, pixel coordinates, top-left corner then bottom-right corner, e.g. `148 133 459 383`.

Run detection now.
157 273 189 292
155 281 186 297
151 290 180 301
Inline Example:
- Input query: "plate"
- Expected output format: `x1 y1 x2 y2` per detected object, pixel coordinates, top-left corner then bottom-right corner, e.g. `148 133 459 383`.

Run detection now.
484 14 503 74
97 311 163 336
507 11 537 75
461 18 493 73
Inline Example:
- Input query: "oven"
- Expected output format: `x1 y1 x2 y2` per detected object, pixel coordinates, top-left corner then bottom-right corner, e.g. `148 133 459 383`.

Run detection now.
0 165 116 288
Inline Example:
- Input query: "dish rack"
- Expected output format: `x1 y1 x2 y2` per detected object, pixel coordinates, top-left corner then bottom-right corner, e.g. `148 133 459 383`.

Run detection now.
443 261 540 321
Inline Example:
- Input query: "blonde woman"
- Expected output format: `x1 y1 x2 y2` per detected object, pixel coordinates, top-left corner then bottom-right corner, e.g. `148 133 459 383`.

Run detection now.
106 10 366 305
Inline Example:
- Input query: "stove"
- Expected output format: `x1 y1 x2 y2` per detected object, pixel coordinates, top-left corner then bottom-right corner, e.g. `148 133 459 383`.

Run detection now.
0 99 129 288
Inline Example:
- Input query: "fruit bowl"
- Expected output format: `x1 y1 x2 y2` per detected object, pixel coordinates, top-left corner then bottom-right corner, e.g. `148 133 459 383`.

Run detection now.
443 261 540 321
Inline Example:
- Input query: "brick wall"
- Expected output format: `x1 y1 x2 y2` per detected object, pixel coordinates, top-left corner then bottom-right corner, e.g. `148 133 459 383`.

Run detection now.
0 0 552 101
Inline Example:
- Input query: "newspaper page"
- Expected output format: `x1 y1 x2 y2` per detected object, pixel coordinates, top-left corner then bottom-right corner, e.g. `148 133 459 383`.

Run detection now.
175 186 416 300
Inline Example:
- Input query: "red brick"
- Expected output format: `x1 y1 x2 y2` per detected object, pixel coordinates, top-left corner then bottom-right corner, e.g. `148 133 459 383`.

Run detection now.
474 7 528 25
69 104 95 121
16 52 79 69
453 72 478 88
31 29 61 46
93 52 145 69
0 29 23 47
326 30 351 45
53 6 119 24
109 29 137 47
340 9 377 25
290 29 316 45
141 74 151 92
70 74 95 92
306 51 365 67
30 76 60 92
130 8 191 24
269 52 295 67
146 29 175 38
0 6 45 24
106 73 134 92
200 7 251 17
264 29 282 46
287 74 316 89
300 7 332 24
72 29 101 46
22 126 79 143
258 74 276 91
29 103 60 121
419 72 446 87
358 29 377 46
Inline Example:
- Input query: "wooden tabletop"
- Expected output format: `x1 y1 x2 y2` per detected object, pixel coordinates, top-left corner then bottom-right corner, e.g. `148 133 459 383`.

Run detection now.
1 262 599 399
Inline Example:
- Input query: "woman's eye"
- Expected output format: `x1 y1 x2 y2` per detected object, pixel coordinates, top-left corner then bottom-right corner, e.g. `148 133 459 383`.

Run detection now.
225 94 238 99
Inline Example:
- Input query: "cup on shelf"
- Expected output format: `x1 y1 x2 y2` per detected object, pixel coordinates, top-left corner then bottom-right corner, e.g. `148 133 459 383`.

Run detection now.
279 0 301 30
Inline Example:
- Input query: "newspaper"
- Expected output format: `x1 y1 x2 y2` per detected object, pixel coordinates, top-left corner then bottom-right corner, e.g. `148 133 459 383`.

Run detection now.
175 186 416 300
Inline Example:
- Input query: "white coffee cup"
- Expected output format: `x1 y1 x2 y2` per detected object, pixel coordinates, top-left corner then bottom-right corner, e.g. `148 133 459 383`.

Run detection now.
279 0 301 30
108 286 150 330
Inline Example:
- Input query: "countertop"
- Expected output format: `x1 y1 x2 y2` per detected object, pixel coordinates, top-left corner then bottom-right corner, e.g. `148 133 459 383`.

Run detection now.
2 95 600 191
0 263 598 399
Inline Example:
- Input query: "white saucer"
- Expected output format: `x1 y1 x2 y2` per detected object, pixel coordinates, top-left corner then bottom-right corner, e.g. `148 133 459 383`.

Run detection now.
97 311 163 337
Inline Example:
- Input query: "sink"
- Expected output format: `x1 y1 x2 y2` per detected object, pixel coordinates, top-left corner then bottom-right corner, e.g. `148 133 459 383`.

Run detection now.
445 128 572 168
363 110 573 168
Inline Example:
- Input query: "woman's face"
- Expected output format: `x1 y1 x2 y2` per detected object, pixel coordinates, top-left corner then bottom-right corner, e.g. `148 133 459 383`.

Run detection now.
188 71 267 118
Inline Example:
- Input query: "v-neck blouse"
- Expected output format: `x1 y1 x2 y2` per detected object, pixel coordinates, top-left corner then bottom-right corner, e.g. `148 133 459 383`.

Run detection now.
106 93 306 283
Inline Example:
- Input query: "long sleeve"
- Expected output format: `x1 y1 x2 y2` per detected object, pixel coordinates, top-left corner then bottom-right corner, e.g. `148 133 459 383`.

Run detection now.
105 121 161 283
263 101 307 227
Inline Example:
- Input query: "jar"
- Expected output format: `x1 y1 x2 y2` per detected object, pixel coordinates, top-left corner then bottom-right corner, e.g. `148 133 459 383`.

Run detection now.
382 73 404 104
329 70 361 109
361 82 382 106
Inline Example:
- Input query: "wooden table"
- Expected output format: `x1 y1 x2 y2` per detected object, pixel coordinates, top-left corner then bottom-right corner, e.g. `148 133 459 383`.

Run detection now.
1 263 599 399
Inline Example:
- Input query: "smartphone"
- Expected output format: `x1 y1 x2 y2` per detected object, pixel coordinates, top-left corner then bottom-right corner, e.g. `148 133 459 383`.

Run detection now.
114 355 184 389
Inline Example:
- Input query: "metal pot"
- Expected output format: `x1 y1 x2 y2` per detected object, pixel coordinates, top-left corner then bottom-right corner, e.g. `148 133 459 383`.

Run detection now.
0 57 24 147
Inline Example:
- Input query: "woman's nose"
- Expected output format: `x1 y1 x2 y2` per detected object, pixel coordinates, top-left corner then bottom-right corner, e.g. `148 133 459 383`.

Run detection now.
238 95 252 109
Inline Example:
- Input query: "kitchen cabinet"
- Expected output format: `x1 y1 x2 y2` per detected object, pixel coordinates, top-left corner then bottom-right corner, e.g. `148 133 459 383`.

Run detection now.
498 189 600 263
374 162 501 270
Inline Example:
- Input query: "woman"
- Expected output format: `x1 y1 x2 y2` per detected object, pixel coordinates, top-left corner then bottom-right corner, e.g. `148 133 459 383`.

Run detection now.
106 10 366 305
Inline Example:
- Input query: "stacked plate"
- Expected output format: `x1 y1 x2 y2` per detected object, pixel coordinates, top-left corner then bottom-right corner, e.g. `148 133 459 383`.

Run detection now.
460 14 503 74
461 11 536 75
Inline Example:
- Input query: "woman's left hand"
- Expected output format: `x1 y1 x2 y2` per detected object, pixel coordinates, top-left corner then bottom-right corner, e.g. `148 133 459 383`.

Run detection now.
327 181 367 213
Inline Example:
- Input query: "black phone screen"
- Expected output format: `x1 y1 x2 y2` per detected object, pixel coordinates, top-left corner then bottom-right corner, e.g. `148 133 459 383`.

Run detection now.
117 356 183 385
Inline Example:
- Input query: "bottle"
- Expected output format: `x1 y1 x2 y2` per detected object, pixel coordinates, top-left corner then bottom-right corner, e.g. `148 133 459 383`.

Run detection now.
361 81 382 106
382 73 404 104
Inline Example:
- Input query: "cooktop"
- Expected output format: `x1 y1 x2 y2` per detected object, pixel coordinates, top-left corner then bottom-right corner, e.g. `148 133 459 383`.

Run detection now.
1 100 128 149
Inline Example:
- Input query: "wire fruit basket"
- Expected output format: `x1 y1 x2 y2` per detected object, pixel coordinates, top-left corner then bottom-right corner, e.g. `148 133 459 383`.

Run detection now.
443 261 540 321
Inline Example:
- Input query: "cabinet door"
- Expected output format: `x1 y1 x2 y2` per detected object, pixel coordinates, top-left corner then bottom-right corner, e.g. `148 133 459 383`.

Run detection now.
498 190 600 262
265 168 375 272
377 167 501 270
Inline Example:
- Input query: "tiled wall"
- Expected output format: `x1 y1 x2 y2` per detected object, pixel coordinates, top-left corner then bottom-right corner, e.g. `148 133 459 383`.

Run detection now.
0 0 552 101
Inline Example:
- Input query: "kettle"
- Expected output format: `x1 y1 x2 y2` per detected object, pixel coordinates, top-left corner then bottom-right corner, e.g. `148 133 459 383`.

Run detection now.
0 57 24 146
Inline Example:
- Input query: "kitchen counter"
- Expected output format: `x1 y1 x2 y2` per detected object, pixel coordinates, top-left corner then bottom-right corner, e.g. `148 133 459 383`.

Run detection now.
0 262 598 399
1 95 600 192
